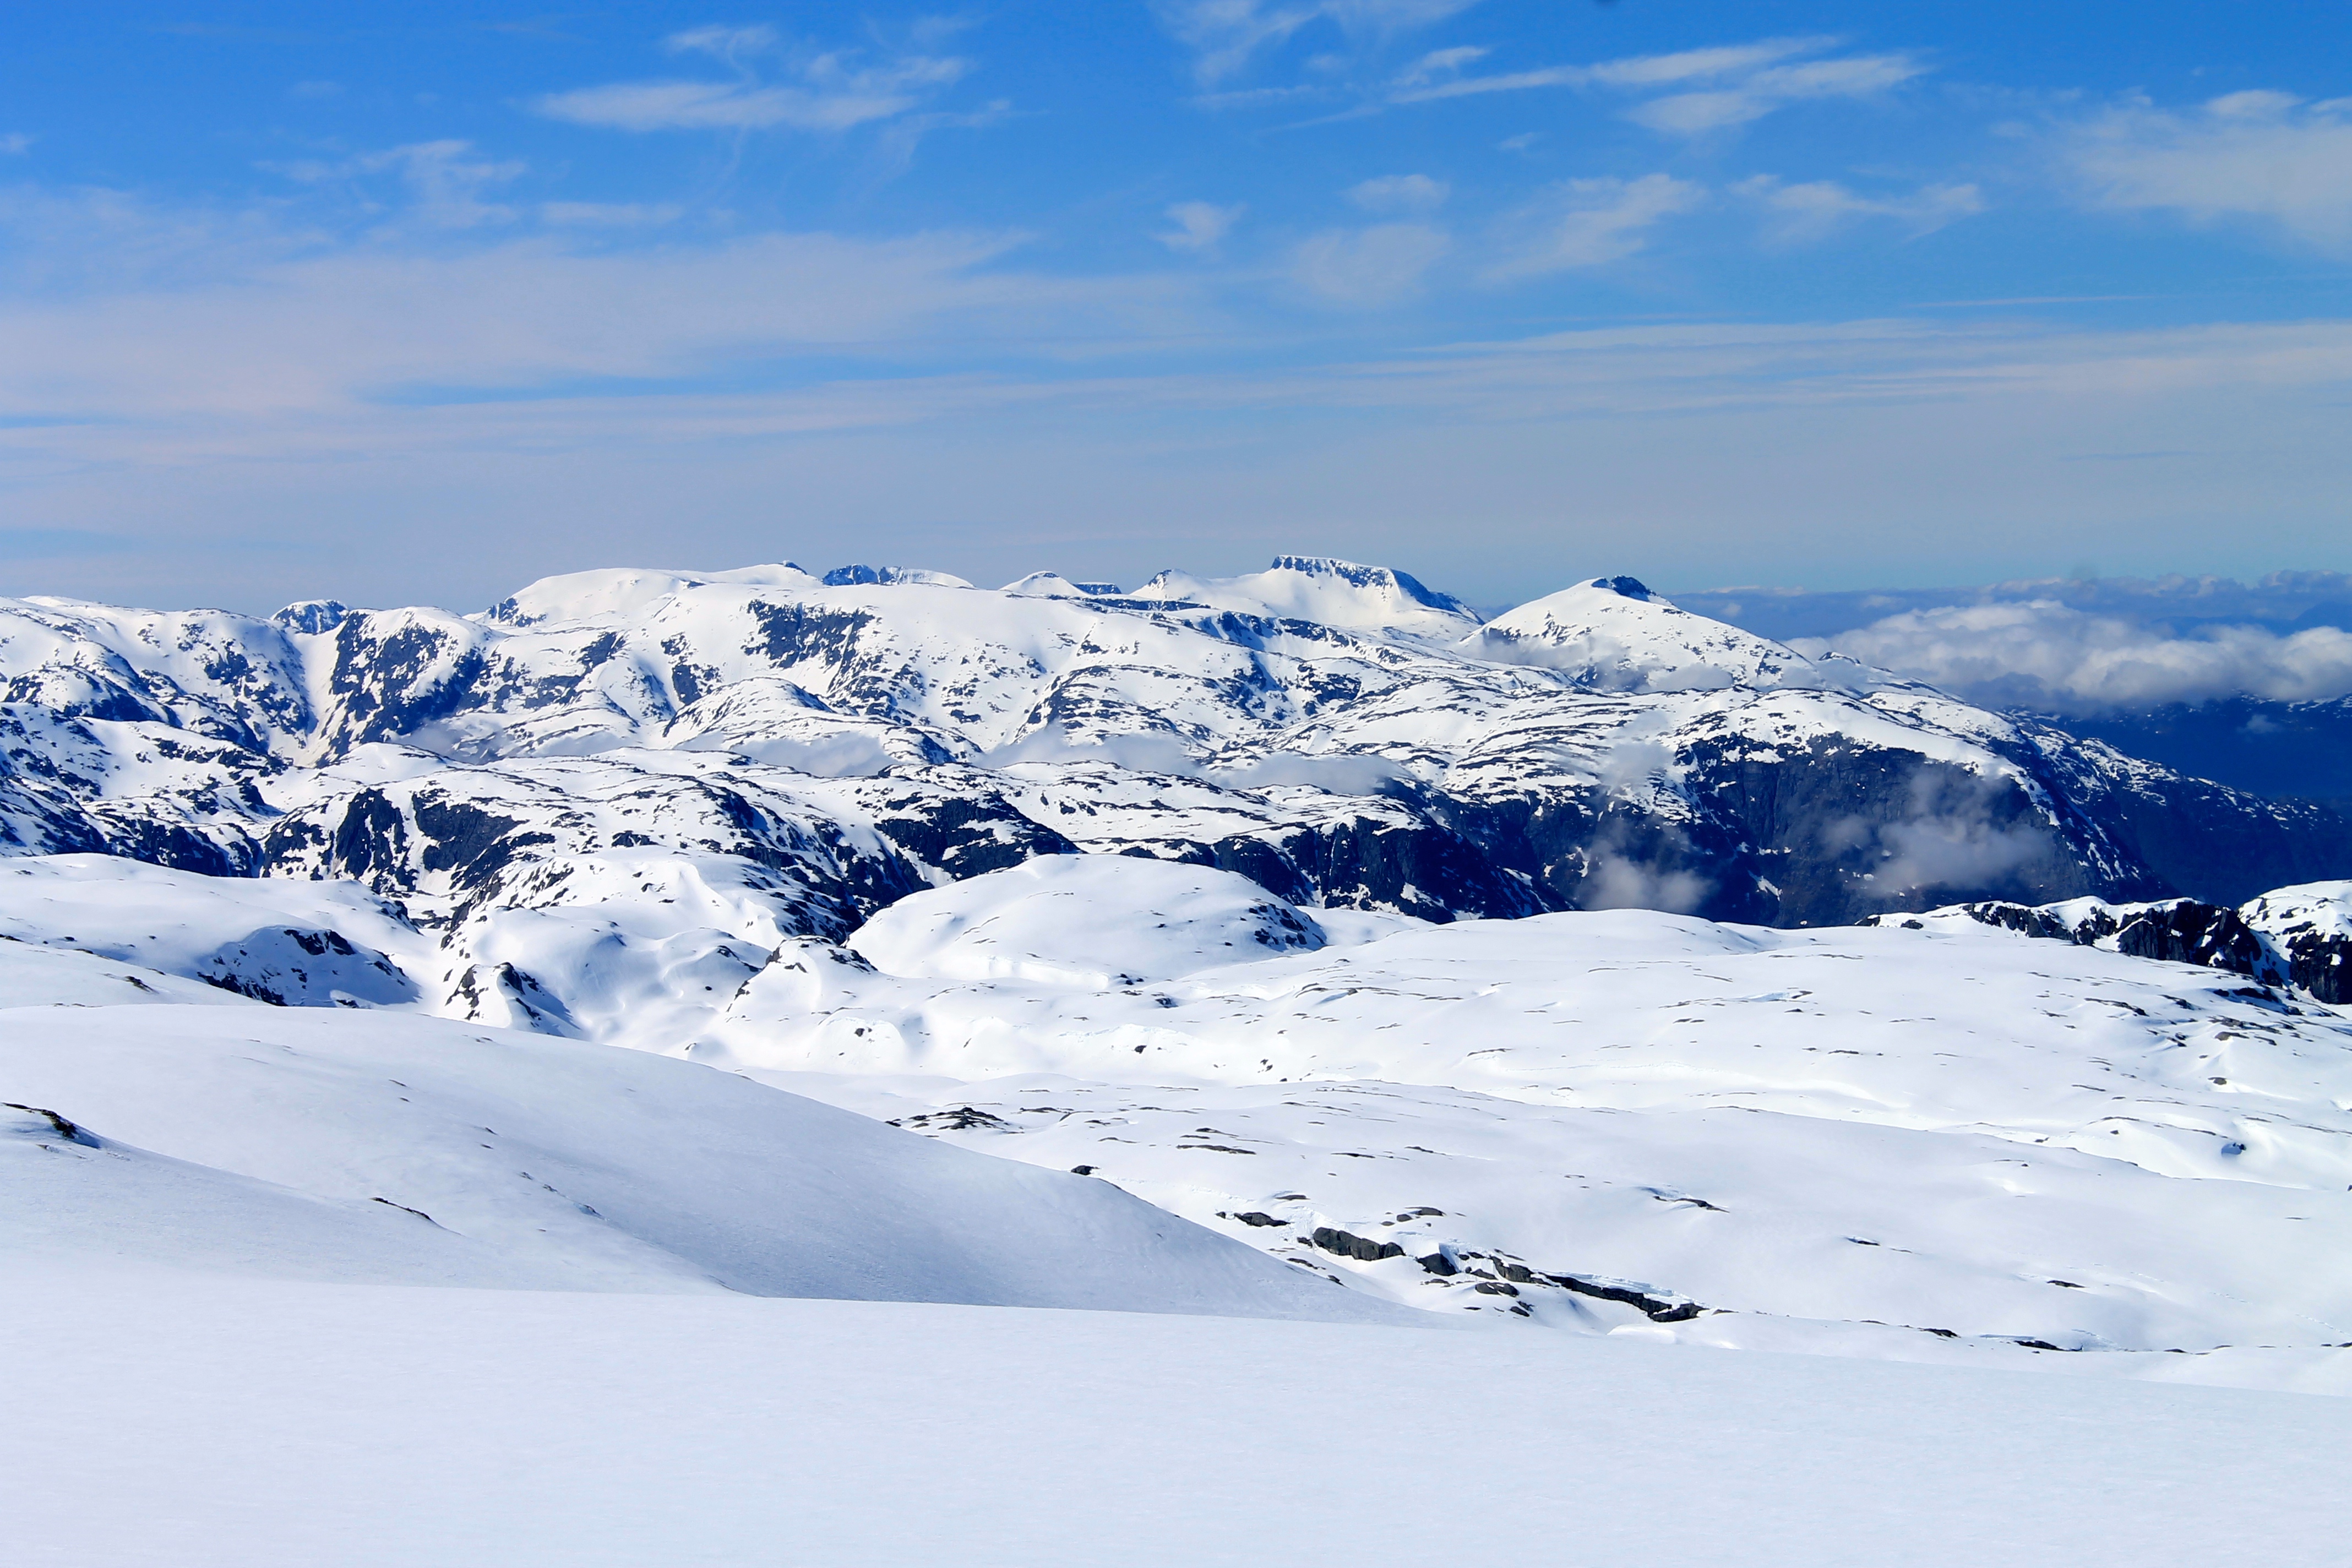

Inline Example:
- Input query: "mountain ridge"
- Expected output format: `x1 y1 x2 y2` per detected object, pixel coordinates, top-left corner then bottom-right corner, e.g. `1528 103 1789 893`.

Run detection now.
4 558 2346 965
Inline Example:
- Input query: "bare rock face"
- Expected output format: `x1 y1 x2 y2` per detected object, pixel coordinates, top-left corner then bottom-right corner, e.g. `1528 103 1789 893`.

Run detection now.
2241 883 2352 1004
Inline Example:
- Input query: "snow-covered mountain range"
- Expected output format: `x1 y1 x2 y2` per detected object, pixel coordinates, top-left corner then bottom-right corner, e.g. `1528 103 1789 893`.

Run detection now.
7 556 2352 1389
6 556 2345 938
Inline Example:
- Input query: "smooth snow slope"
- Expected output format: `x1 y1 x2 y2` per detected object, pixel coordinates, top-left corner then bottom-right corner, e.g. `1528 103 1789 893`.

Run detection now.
6 1265 2348 1568
0 943 1400 1320
847 854 1329 984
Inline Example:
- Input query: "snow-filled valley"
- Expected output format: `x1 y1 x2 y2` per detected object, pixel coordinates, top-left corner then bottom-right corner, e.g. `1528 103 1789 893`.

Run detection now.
7 557 2352 1561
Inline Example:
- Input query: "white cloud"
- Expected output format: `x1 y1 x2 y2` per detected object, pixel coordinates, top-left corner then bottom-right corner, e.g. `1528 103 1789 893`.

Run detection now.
1391 63 1581 104
535 47 968 135
1294 221 1450 303
1734 176 1984 242
1156 2 1324 86
1582 39 1827 89
1347 173 1448 214
1156 0 1478 86
1158 200 1245 253
1392 35 1923 135
1393 45 1487 88
1 133 32 155
1627 52 1921 134
1798 602 2352 711
1484 173 1703 280
2061 91 2352 253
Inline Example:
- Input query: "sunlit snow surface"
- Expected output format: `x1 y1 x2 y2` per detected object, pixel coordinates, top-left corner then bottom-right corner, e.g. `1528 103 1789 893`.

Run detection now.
12 849 2351 1386
9 1265 2350 1568
0 951 1395 1320
684 867 2352 1376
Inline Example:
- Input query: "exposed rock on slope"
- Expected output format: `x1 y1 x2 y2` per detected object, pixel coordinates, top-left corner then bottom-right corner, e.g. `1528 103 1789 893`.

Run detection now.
1916 880 2352 1003
3 559 2346 950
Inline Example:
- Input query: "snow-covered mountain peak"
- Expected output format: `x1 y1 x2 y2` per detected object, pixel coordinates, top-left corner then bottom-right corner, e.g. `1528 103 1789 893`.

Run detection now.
1001 572 1126 598
481 564 815 628
1588 575 1658 601
1464 575 1836 693
1132 556 1482 636
2245 880 2352 941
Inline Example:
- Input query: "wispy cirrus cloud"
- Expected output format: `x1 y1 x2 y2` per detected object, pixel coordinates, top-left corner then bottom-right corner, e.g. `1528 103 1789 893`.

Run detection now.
1734 176 1984 243
2060 90 2352 253
1483 173 1703 280
1156 0 1480 87
533 25 971 134
1392 35 1924 134
266 140 529 229
1158 200 1246 254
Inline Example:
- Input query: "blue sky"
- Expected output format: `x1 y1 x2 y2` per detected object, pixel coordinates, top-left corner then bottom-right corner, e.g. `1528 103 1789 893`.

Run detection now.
3 2 2349 612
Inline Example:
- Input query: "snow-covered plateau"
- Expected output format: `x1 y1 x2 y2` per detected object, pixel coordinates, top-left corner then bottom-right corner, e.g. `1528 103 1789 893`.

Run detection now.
7 557 2352 1562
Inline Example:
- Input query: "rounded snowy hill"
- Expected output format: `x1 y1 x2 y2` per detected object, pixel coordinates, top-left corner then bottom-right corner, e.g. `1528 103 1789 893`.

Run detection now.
847 854 1328 987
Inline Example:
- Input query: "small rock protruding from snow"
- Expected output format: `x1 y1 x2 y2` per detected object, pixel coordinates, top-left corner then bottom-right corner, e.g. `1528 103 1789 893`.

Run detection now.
847 854 1327 987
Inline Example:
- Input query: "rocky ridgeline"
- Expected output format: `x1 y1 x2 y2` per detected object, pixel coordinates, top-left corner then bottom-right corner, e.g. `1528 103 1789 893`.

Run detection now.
1879 884 2352 1004
4 557 2349 1025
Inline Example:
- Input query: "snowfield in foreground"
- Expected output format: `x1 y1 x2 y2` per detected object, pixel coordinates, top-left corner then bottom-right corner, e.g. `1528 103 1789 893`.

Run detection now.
692 859 2352 1379
8 851 2352 1387
7 1264 2349 1568
7 556 2352 1560
1 943 1395 1321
